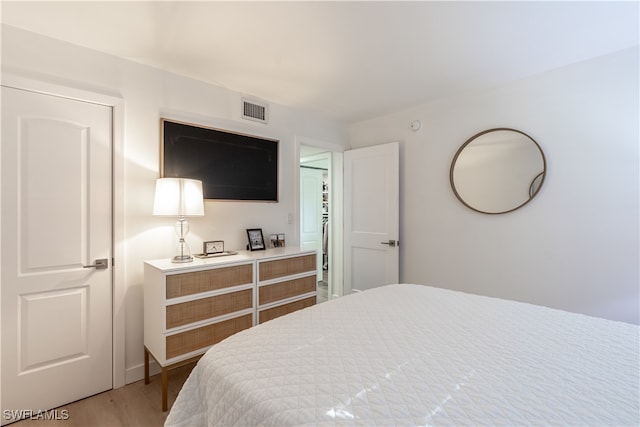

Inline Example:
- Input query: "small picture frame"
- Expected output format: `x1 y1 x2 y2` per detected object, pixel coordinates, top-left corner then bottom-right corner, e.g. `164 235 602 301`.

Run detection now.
270 233 286 248
203 240 224 255
246 228 266 251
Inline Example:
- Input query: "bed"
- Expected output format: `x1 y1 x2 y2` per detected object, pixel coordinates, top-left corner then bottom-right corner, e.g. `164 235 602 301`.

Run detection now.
165 284 639 426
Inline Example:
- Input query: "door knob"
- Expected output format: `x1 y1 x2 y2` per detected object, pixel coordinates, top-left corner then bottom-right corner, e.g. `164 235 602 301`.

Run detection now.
380 240 399 247
84 258 108 269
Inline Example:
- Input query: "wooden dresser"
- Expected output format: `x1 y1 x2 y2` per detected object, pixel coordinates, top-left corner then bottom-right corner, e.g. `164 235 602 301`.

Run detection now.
143 247 316 410
257 253 317 323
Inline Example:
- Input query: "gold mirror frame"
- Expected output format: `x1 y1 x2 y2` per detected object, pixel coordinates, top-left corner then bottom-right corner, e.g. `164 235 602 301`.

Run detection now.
450 128 546 214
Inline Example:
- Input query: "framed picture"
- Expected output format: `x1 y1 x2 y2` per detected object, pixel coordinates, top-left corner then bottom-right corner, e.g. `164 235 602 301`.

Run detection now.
270 233 286 248
246 228 266 251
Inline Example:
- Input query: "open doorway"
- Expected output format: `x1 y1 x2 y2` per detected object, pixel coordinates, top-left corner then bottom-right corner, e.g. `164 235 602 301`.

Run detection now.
300 147 331 302
298 141 344 301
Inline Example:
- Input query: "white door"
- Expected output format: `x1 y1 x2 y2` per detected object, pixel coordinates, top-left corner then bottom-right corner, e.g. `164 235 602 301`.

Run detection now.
1 86 113 423
344 142 399 294
300 166 324 277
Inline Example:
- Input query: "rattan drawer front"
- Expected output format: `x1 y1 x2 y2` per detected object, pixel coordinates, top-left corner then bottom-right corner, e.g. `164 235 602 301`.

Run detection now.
166 288 253 330
259 254 316 281
166 264 253 299
259 275 316 306
258 296 316 324
165 313 252 359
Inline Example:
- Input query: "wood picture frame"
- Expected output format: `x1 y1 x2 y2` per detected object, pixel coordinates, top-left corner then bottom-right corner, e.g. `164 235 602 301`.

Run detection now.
161 119 279 201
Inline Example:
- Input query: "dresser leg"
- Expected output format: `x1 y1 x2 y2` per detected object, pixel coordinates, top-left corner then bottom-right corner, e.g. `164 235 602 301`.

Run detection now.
161 367 169 412
144 347 150 385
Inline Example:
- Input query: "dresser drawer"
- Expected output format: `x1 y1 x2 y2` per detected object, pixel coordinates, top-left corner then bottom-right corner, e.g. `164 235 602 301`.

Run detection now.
258 296 316 324
259 275 316 306
259 254 316 281
166 288 253 330
166 264 253 299
165 313 253 359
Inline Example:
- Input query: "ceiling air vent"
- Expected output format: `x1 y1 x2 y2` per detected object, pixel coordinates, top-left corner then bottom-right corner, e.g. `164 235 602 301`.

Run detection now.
242 98 269 124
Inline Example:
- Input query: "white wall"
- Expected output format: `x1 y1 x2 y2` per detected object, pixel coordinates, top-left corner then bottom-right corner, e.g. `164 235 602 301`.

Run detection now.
1 25 349 382
348 47 639 325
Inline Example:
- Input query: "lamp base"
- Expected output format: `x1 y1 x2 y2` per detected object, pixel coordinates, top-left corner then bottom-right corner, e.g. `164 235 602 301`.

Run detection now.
172 217 193 263
171 254 193 263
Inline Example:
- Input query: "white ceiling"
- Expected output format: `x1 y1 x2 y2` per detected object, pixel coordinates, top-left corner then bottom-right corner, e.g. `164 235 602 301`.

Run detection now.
2 1 638 124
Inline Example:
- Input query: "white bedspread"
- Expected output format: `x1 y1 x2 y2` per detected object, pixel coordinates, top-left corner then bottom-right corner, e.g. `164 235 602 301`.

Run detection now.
165 284 639 426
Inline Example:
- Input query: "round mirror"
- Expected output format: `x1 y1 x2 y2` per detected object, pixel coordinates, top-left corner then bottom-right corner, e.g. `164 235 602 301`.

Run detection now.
450 128 546 214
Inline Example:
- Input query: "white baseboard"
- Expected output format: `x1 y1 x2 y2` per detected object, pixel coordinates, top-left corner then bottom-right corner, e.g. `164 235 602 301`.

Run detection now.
125 359 161 385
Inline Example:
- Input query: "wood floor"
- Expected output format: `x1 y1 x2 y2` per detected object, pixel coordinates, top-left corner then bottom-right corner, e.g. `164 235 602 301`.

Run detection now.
10 363 195 427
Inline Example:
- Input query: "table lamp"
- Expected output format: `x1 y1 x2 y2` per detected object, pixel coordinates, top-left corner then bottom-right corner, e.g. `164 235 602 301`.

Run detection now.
153 178 204 263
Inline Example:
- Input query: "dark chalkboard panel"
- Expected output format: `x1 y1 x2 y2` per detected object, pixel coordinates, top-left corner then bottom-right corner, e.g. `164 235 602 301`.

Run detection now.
161 119 278 201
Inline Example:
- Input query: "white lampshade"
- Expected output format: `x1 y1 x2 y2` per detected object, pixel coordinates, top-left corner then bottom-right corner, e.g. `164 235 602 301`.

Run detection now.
153 178 204 217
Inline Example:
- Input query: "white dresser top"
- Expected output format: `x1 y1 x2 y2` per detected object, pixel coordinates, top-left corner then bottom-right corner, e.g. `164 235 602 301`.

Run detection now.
145 247 315 273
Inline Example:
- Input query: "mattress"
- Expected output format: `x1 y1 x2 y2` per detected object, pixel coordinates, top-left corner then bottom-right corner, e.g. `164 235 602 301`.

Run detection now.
165 284 639 426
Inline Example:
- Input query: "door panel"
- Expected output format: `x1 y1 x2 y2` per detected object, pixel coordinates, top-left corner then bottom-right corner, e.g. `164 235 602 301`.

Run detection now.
20 288 89 371
1 86 113 423
22 117 88 271
344 142 399 294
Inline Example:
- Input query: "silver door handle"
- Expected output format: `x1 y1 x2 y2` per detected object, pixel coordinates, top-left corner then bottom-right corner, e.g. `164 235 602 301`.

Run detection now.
380 240 399 247
84 258 108 269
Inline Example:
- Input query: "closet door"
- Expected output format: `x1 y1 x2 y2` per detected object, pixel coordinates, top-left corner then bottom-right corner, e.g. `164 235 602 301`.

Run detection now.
300 167 324 278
